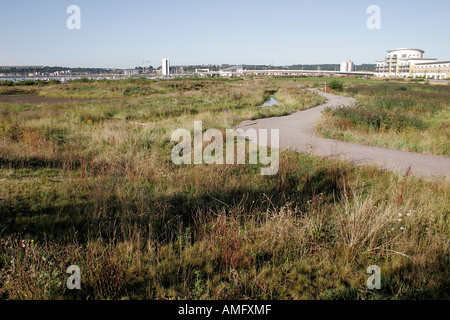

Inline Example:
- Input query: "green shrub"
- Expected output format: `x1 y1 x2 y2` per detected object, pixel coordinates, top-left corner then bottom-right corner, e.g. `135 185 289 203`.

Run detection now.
68 78 91 83
331 105 426 131
18 80 38 86
47 79 61 85
328 80 344 91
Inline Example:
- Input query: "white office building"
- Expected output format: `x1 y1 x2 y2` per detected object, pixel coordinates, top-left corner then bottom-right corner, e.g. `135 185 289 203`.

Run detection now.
375 48 437 78
162 58 170 77
412 61 450 80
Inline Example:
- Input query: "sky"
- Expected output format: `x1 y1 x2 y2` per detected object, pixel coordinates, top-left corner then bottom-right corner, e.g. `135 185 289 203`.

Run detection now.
1 0 449 68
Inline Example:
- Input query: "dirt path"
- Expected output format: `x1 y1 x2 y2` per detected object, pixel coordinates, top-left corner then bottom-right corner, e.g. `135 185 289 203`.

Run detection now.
236 89 450 181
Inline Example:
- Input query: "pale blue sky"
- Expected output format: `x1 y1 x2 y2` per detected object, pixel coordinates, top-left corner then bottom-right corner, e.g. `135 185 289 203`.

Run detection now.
1 0 449 68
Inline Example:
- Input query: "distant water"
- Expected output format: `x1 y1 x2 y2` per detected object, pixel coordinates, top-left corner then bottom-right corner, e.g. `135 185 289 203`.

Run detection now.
1 77 51 82
1 78 24 82
0 76 116 83
262 96 280 107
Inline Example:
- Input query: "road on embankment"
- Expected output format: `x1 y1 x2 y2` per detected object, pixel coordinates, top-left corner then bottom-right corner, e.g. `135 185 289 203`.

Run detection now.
236 89 450 181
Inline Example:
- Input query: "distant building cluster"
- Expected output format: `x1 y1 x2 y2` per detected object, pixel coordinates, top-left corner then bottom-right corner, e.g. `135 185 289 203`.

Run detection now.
124 69 140 76
0 68 72 78
375 48 450 79
0 65 44 69
4 50 450 81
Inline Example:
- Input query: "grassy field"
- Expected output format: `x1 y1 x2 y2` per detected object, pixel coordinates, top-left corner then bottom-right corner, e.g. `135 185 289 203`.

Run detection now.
0 78 448 300
316 81 450 155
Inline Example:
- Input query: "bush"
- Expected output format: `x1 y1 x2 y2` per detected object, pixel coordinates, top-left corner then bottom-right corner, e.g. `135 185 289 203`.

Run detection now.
19 80 39 86
47 79 61 85
328 80 344 91
68 78 91 83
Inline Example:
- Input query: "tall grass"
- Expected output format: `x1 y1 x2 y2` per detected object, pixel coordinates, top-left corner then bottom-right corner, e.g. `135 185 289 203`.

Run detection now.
0 79 448 300
317 82 450 155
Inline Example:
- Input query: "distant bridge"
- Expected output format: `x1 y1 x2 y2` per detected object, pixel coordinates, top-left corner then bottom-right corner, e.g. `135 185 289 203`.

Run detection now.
179 69 375 77
242 69 375 76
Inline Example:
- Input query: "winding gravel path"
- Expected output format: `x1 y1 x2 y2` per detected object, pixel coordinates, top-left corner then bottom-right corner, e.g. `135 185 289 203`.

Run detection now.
236 89 450 181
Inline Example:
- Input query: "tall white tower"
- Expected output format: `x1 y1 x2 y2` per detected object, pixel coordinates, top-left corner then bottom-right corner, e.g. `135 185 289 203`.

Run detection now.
340 61 354 72
162 58 170 77
347 60 354 72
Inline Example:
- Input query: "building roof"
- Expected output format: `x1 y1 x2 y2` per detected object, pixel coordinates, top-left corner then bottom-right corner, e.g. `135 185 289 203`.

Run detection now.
415 61 450 65
222 65 243 72
388 48 425 53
